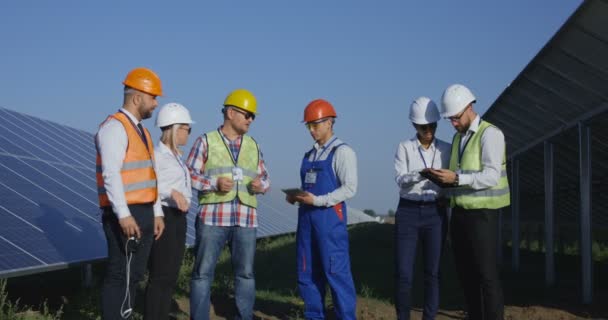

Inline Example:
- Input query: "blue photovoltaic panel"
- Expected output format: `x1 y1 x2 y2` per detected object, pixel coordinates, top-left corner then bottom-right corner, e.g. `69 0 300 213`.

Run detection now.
0 108 107 278
0 107 374 278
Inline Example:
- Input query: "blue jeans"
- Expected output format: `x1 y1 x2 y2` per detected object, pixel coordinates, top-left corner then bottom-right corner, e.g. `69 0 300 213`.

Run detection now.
190 217 257 320
394 199 446 320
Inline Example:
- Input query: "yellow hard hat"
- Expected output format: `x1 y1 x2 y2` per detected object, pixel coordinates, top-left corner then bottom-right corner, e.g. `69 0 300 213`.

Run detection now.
223 89 257 114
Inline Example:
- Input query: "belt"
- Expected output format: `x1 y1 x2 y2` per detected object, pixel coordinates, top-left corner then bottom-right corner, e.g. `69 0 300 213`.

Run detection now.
399 197 437 207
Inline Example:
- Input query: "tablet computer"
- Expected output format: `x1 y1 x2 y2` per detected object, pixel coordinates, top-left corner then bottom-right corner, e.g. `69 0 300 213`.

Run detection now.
281 188 306 197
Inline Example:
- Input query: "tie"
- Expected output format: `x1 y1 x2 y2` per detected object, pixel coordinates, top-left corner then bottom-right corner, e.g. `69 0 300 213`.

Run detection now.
137 123 148 147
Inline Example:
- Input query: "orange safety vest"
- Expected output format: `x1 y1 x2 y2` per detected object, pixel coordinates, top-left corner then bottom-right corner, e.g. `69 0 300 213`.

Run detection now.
95 111 158 208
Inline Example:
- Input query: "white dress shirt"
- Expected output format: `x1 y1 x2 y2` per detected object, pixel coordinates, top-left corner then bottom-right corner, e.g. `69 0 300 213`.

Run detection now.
96 108 163 219
306 136 358 207
394 136 451 201
456 115 505 190
154 142 192 209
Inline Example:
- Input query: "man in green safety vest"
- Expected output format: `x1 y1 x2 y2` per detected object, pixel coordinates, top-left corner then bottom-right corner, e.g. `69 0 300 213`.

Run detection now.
426 84 509 320
186 89 270 320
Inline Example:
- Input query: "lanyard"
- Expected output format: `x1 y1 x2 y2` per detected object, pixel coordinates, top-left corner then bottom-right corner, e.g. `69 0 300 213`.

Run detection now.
172 151 189 188
417 142 437 169
218 129 242 165
457 119 481 168
312 137 337 162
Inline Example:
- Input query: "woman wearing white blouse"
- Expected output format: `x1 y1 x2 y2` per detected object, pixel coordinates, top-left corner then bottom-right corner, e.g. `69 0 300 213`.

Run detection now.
145 103 194 320
393 97 450 320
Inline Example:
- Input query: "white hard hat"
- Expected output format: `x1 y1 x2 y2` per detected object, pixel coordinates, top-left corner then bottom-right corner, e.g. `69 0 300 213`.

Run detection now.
155 103 195 127
440 84 476 118
409 97 440 124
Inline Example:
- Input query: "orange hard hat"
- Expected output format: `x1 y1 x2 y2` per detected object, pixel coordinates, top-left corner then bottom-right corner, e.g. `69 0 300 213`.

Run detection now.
303 99 337 123
122 67 163 96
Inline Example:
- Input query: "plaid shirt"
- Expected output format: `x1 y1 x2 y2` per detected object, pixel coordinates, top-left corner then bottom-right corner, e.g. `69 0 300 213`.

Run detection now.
186 127 270 227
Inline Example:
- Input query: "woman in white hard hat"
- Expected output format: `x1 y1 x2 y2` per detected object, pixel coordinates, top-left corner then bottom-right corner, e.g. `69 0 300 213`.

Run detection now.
144 102 194 320
393 97 451 320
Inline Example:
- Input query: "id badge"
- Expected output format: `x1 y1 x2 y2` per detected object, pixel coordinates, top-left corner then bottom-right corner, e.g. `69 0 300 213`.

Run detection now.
232 167 244 182
304 170 317 184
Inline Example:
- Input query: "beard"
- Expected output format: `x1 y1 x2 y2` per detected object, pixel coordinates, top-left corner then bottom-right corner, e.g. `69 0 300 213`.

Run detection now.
139 103 153 120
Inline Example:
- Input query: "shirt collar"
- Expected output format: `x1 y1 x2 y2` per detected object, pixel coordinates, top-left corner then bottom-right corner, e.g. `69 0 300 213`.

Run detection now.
157 142 173 155
119 108 140 126
467 114 482 134
314 134 336 151
217 125 242 142
413 136 436 151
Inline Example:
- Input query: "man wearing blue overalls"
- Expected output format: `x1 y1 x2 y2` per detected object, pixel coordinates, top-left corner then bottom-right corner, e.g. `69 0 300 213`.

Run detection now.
286 99 358 320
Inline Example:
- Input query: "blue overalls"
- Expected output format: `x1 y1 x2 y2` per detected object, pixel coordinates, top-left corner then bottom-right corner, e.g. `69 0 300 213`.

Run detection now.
296 143 357 320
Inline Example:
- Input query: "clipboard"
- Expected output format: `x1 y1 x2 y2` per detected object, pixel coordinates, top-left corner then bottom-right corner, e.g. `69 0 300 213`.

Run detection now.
281 188 306 197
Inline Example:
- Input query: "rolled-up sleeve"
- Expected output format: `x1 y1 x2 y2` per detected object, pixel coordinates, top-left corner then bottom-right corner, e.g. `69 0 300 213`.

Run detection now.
313 145 357 207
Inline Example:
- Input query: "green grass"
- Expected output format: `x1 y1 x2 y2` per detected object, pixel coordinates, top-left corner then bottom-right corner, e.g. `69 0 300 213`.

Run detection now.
2 222 608 319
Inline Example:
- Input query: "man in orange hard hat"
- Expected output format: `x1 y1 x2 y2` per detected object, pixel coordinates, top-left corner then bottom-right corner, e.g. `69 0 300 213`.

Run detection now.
286 99 357 320
96 67 165 319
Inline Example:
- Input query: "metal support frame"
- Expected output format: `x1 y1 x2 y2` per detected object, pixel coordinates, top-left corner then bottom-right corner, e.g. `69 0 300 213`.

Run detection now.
511 158 520 271
578 122 592 304
544 141 555 286
82 263 92 288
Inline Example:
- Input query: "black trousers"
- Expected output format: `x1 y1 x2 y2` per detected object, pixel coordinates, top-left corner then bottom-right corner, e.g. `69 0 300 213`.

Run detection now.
144 206 187 320
451 207 503 320
101 204 155 320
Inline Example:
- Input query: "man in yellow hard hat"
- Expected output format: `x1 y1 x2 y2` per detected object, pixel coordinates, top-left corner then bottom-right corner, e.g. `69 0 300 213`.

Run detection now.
96 67 165 319
186 89 270 320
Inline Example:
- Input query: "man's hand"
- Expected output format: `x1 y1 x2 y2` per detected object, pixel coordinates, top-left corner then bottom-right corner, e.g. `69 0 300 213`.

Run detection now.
171 189 190 212
285 194 297 205
249 176 264 194
217 177 234 193
154 216 165 240
293 191 315 206
118 216 141 239
428 168 457 185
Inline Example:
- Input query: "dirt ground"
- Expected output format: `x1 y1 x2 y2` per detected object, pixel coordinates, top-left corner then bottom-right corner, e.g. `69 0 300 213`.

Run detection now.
174 296 605 320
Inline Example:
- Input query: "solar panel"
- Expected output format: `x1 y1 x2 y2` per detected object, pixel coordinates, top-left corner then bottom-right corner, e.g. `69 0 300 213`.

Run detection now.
0 107 375 278
0 107 105 278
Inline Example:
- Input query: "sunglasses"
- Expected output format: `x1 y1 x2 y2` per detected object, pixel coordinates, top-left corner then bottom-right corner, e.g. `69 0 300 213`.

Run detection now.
231 107 256 121
448 105 470 121
415 123 437 131
305 118 330 130
179 127 192 134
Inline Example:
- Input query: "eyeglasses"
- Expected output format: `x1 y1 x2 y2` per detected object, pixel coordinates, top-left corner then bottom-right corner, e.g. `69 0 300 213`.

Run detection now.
415 123 437 131
305 118 330 130
179 127 192 134
231 107 256 121
448 105 470 121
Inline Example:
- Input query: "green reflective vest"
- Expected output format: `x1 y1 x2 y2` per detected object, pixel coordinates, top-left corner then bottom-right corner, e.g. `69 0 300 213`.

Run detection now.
448 120 510 209
199 130 259 208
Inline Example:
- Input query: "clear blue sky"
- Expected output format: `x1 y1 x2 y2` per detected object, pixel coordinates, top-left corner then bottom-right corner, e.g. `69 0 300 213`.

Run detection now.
0 1 581 215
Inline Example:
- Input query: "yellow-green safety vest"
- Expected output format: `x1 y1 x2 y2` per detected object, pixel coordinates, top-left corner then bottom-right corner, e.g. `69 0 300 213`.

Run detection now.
199 130 259 208
448 120 510 209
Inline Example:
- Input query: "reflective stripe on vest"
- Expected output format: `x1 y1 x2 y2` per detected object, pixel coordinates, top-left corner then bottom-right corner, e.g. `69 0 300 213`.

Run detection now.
95 112 158 207
448 120 510 209
198 130 259 208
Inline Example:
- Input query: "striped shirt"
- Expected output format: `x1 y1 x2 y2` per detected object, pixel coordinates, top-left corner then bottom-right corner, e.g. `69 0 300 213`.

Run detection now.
186 127 270 227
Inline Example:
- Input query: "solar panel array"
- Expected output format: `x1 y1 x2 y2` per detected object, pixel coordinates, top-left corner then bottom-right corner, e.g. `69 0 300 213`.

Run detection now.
0 107 375 278
0 107 106 278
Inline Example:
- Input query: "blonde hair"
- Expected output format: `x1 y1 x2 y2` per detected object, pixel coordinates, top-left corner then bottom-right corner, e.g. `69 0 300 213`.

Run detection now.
160 124 182 155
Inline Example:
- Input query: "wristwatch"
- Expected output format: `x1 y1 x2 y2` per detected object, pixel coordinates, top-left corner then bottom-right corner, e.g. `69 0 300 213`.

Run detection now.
453 173 459 187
